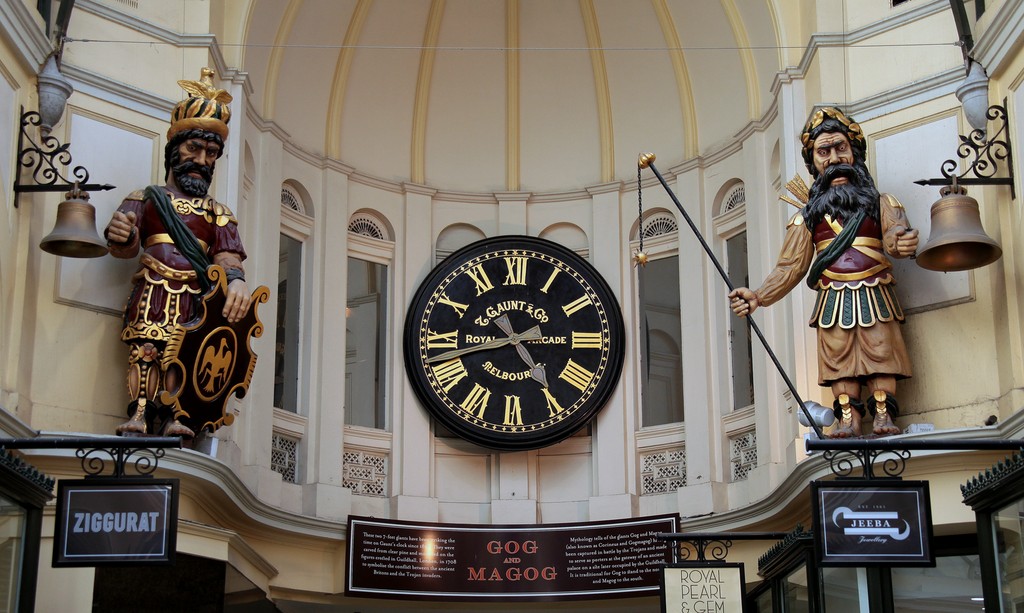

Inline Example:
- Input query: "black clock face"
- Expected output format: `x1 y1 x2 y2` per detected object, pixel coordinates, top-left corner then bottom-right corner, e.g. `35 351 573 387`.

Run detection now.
403 236 625 450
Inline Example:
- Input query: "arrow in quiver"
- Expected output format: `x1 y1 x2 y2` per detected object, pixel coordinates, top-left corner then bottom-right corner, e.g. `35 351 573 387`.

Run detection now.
159 265 270 435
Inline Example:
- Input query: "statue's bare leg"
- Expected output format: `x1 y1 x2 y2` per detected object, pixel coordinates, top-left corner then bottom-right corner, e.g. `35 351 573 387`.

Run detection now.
867 376 901 436
829 379 863 438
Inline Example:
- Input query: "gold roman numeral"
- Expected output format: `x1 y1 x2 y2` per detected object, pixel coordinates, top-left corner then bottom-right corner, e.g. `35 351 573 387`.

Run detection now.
503 257 528 286
426 329 458 349
503 395 523 425
464 264 494 296
436 293 468 318
540 269 560 294
542 387 565 417
431 359 468 393
571 331 603 349
461 383 492 418
559 359 595 392
562 295 593 316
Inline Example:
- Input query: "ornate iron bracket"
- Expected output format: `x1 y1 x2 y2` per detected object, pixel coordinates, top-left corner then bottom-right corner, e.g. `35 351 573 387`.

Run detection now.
0 437 181 479
823 448 911 479
658 532 788 563
807 437 1024 480
914 100 1015 199
13 107 114 208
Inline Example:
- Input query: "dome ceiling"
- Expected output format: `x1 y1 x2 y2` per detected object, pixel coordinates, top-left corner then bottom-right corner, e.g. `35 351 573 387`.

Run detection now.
237 0 785 194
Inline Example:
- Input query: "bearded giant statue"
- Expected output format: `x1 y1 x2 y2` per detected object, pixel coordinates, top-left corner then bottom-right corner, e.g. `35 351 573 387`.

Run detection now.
729 107 919 438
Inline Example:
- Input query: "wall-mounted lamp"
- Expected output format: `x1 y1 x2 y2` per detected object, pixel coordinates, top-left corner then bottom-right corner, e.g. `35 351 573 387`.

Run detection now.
956 59 990 133
13 55 115 258
913 99 1013 272
35 54 73 136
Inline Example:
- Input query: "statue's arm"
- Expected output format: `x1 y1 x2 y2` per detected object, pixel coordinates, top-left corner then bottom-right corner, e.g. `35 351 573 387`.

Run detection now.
211 212 250 323
730 214 813 316
880 194 919 259
753 214 815 307
104 194 144 259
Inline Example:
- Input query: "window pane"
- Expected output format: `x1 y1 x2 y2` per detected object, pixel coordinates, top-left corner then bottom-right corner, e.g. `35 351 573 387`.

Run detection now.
346 257 388 429
0 494 26 612
992 500 1024 611
274 234 303 413
822 566 867 612
753 587 774 613
891 555 984 612
639 256 683 426
783 565 810 612
727 232 754 410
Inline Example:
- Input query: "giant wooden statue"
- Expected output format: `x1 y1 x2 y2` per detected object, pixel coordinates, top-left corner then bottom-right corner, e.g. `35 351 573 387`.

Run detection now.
105 68 266 438
729 107 918 438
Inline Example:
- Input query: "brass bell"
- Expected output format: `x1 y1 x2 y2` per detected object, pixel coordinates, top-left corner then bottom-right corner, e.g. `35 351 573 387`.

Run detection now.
916 184 1001 272
39 187 108 258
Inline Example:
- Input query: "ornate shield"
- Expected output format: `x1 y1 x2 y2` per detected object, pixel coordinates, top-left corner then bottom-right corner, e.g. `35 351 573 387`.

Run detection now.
159 265 270 434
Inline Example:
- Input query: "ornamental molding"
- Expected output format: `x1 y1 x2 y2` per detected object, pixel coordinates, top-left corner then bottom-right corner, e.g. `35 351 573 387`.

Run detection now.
757 525 812 577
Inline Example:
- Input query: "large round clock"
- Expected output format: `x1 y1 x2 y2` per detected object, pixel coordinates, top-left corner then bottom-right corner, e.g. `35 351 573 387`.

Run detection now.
403 235 625 450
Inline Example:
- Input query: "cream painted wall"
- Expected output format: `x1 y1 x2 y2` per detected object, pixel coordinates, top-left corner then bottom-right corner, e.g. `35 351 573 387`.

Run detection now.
3 0 1024 607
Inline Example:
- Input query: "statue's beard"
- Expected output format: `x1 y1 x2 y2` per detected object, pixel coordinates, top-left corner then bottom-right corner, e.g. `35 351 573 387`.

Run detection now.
172 161 214 198
803 162 880 228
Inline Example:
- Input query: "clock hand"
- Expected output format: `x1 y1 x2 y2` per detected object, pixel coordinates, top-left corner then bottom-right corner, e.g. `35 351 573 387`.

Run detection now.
424 321 543 364
493 315 548 386
425 336 514 363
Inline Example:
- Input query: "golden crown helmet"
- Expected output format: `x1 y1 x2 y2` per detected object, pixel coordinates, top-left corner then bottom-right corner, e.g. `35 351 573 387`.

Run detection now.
168 67 232 141
800 106 866 174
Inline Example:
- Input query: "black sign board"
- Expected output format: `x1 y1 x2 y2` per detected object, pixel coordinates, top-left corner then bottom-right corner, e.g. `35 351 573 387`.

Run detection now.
53 478 178 566
346 513 678 601
661 563 746 613
812 479 934 566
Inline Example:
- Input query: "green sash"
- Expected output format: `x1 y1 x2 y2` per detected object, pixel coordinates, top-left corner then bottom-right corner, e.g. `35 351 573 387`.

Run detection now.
145 185 213 293
805 208 866 289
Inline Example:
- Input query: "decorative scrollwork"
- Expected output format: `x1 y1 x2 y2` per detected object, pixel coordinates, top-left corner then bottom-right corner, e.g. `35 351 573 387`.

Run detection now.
944 104 1011 183
916 101 1015 198
823 448 909 479
675 541 697 562
76 446 166 478
17 111 92 189
823 449 862 478
702 539 733 562
868 449 910 479
671 538 733 562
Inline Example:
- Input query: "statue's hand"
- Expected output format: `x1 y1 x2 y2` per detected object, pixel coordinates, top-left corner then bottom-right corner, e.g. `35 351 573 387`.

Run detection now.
223 278 251 323
729 287 759 317
894 226 919 258
106 211 137 244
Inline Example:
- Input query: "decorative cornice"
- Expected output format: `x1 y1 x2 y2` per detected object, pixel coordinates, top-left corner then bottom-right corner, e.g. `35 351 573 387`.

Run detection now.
61 63 174 121
0 0 50 73
178 519 279 581
432 190 499 205
0 447 54 495
961 452 1024 505
72 0 247 113
31 437 347 540
972 0 1024 80
757 524 812 576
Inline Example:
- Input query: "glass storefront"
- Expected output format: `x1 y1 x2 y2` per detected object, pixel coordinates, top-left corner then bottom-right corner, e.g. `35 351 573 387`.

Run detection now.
0 495 26 613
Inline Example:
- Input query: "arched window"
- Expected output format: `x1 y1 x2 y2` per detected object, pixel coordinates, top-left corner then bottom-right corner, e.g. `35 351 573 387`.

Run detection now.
345 211 393 430
275 183 313 415
714 180 756 484
634 210 684 427
715 182 754 412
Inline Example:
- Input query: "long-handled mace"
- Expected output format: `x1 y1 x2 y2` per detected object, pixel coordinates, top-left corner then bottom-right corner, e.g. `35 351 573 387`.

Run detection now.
638 153 829 440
